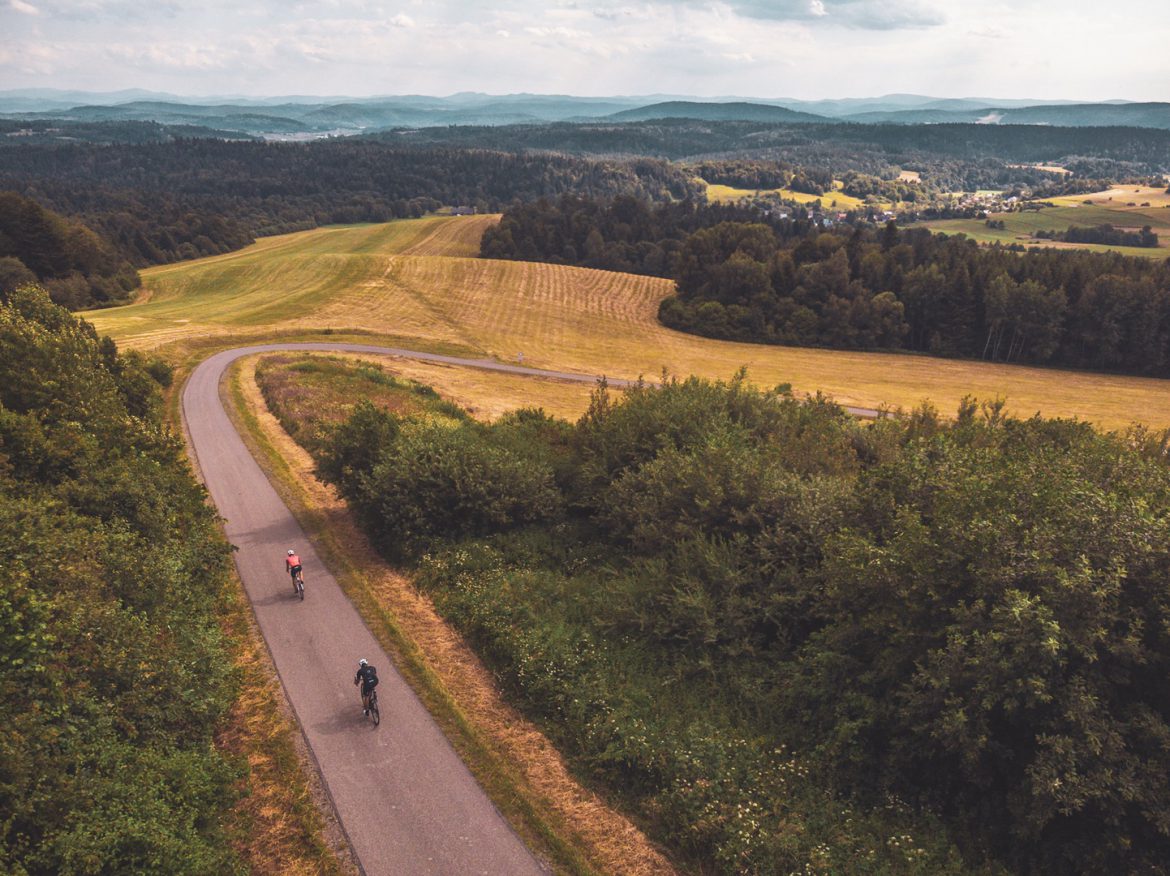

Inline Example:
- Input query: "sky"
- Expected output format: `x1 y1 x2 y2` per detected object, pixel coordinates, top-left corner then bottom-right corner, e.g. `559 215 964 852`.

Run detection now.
1 0 1166 102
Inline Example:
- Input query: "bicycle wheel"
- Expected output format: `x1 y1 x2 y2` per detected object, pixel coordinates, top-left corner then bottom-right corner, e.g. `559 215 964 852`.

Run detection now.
369 690 380 726
297 574 305 600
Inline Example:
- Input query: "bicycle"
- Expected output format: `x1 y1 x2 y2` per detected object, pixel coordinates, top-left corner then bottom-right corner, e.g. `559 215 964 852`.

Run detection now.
292 568 304 600
366 687 380 726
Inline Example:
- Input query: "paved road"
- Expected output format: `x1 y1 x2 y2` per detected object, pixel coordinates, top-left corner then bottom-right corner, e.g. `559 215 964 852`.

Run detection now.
184 343 554 876
184 341 879 874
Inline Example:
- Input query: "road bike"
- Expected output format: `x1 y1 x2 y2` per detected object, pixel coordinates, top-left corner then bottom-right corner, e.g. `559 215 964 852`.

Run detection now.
366 687 380 726
292 568 305 600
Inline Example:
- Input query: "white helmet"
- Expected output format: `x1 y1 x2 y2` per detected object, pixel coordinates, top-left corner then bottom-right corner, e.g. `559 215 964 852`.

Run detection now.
287 549 295 556
358 658 368 666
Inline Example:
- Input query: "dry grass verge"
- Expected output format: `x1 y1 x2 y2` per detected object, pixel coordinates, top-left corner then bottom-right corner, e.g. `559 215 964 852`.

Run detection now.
226 353 675 875
216 573 357 875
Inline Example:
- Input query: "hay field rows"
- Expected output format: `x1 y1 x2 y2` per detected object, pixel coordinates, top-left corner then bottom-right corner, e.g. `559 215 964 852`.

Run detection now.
85 215 1170 431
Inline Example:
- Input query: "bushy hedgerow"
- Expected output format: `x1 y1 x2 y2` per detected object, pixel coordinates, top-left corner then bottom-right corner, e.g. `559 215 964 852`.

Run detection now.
314 368 1170 874
0 285 239 874
324 409 562 559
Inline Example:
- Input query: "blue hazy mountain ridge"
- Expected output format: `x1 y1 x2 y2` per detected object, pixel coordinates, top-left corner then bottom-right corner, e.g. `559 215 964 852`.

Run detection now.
605 101 834 123
841 102 1170 128
1 90 1163 135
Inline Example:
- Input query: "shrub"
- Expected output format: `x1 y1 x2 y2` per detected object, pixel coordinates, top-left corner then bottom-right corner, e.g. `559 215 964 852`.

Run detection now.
351 419 562 557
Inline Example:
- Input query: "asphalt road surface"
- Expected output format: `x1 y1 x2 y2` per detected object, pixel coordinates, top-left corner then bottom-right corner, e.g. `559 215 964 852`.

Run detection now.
183 343 556 876
183 341 879 874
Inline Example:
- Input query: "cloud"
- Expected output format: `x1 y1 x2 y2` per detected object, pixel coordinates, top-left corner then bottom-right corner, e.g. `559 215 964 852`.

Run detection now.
8 0 39 14
686 0 945 29
968 23 1008 39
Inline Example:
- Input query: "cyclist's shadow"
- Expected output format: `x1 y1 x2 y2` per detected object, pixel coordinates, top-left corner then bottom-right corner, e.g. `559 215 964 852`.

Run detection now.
313 707 381 735
253 590 302 607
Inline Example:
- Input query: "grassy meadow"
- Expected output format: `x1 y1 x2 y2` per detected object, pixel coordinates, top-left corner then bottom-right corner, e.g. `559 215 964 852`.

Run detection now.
925 184 1170 260
84 214 1170 431
703 180 871 210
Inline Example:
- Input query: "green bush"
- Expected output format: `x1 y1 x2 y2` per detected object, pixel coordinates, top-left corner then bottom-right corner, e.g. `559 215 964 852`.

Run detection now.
0 286 239 874
318 367 1170 874
347 419 563 558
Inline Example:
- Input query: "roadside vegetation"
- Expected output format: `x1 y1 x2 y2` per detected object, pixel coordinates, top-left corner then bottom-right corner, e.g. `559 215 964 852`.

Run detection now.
262 355 1170 874
0 284 239 872
0 285 346 874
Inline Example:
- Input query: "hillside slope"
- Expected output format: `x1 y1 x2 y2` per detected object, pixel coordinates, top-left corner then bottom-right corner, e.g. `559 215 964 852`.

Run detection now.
83 215 1170 431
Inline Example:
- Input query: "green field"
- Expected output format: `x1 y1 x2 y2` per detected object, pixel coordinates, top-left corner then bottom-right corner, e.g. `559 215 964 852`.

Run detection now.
84 215 1170 432
926 184 1170 259
926 205 1170 259
703 180 872 210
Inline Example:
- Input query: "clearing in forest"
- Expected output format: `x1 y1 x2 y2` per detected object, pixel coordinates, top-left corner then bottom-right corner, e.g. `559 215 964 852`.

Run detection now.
702 180 872 210
84 215 1170 431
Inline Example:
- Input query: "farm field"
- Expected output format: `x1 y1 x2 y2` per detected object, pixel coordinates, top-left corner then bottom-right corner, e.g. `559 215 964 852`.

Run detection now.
925 203 1170 258
1048 184 1170 209
703 180 871 210
84 215 1170 432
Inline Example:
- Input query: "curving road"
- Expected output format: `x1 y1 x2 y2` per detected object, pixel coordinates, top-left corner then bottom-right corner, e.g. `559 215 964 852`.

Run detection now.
184 341 880 875
184 343 558 876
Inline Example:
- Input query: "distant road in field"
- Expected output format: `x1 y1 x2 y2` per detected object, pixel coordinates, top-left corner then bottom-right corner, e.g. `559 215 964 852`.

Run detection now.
184 341 879 874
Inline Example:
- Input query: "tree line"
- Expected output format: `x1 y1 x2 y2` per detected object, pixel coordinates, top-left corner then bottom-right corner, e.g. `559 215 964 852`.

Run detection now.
374 119 1170 181
297 364 1170 875
0 139 700 308
660 220 1170 375
484 195 1170 376
0 191 140 308
1034 223 1160 248
480 194 817 277
0 284 240 872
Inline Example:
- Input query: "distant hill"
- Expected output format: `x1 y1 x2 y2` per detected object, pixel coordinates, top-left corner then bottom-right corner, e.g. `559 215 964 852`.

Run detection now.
3 91 1167 138
608 101 833 124
997 102 1170 129
842 102 1170 129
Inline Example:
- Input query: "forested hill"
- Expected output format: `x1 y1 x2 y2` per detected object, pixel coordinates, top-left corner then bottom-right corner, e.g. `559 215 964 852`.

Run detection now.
371 119 1170 172
0 191 140 308
0 139 699 308
0 284 240 871
607 101 832 124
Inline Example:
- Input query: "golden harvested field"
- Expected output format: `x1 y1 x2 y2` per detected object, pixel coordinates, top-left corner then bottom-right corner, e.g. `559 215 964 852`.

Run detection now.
1048 184 1170 209
85 215 1170 431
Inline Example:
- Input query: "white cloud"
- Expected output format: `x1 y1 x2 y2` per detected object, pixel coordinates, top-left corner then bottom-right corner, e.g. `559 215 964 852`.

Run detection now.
0 0 1163 101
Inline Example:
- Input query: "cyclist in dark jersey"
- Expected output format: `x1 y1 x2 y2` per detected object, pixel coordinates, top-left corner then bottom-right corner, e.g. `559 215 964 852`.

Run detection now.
354 658 379 714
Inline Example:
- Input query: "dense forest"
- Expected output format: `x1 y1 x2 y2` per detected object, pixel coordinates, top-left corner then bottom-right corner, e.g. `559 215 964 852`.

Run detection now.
0 191 140 308
279 362 1170 875
660 221 1170 374
0 139 699 307
0 284 240 872
0 118 256 145
370 120 1170 180
480 195 816 276
483 196 1170 376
